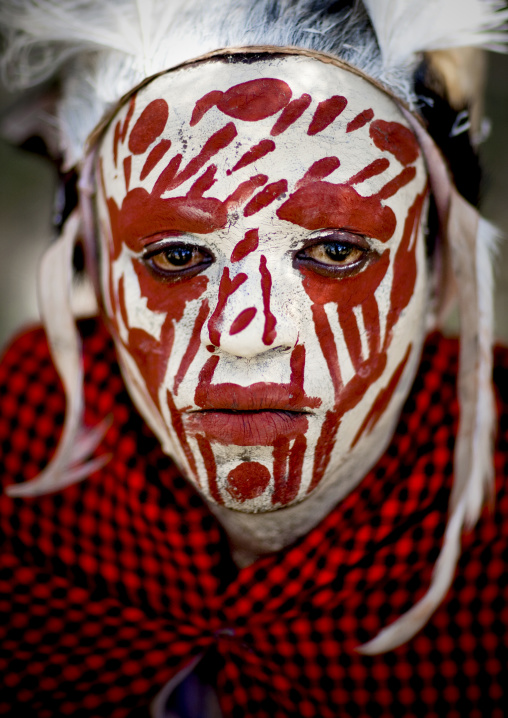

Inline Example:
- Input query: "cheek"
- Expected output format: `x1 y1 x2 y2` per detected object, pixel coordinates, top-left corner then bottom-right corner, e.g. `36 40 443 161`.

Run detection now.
300 188 427 408
103 250 209 406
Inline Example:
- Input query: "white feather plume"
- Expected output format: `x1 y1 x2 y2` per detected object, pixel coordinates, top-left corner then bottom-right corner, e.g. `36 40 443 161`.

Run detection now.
364 0 508 73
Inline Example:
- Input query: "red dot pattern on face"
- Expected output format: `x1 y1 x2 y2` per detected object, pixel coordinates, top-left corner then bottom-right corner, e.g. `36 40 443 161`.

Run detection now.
307 95 347 135
243 179 288 218
128 99 169 155
140 139 172 181
226 462 271 502
229 307 257 335
370 119 420 166
270 93 312 136
207 268 248 347
191 78 292 126
230 139 275 173
231 229 259 263
346 108 374 133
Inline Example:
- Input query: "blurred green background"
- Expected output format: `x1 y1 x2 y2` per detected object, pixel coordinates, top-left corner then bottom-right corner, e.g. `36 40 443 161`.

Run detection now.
1 54 508 351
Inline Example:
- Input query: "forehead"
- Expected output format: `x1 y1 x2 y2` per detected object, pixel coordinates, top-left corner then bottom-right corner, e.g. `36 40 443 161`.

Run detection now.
99 55 420 203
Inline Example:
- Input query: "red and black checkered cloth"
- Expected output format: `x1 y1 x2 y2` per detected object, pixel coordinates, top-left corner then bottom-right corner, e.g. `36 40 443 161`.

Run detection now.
1 319 508 717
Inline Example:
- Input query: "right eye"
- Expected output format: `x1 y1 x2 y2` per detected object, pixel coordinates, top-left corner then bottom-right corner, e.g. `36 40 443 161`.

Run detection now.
143 243 213 279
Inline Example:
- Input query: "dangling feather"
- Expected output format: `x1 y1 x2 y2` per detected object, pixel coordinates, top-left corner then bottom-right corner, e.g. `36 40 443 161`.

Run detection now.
358 113 498 655
6 212 110 498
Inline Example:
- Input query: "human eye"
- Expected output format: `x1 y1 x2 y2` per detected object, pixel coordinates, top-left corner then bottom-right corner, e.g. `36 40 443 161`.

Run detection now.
294 230 373 278
142 238 213 279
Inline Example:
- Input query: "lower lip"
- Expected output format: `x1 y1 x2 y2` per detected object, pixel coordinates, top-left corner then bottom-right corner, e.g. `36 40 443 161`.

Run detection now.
185 410 309 445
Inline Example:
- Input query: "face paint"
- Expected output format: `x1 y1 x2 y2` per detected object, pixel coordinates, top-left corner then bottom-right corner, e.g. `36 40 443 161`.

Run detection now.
96 56 429 514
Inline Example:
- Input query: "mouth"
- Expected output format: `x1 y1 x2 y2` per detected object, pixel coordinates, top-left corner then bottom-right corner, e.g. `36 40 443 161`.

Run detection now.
185 409 310 445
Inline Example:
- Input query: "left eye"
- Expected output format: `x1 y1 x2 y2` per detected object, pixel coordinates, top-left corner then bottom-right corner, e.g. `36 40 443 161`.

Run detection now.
295 232 371 277
143 243 212 278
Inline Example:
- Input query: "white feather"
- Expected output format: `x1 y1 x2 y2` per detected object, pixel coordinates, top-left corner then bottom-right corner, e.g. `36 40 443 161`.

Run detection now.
5 212 110 498
363 0 508 72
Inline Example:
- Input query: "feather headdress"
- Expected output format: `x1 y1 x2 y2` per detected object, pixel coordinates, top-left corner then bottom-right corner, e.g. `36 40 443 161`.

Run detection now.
0 0 507 653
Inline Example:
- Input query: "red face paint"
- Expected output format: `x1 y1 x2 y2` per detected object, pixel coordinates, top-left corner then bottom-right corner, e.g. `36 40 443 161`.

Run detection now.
97 57 428 514
226 462 271 502
230 139 276 173
230 229 259 263
270 93 312 136
128 99 169 154
307 95 347 135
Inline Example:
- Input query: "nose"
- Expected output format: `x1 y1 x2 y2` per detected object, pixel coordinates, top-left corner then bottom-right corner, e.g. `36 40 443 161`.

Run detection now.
202 257 298 358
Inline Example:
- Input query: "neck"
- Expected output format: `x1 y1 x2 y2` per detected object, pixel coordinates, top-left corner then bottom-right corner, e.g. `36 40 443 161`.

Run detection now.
205 409 403 567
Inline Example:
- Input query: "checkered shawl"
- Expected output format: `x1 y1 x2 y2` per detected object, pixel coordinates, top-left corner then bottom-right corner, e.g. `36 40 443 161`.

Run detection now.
1 320 508 718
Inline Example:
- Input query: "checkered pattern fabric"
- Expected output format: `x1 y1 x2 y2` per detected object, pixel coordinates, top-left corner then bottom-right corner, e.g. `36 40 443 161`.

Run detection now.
1 319 508 718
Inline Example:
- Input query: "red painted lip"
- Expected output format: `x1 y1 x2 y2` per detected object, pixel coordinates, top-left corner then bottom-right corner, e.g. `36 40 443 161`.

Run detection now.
185 410 309 446
194 383 320 412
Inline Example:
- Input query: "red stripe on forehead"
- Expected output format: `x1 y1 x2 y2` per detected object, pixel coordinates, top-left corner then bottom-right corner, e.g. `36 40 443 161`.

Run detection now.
121 96 136 143
123 156 131 192
270 93 312 136
377 167 416 201
230 139 275 173
347 158 389 187
346 108 374 133
155 123 238 196
308 95 347 135
277 182 396 242
128 99 169 155
296 157 340 190
191 78 292 125
243 180 288 217
370 120 420 166
140 139 172 181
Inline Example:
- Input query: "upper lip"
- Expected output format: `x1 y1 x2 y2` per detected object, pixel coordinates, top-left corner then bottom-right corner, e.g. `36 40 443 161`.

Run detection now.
190 383 318 413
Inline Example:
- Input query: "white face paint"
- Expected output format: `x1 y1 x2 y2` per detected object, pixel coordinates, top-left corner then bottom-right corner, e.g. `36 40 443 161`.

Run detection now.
96 56 429 514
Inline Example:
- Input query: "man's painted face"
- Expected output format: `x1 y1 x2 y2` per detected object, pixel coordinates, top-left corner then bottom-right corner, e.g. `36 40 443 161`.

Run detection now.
96 56 429 513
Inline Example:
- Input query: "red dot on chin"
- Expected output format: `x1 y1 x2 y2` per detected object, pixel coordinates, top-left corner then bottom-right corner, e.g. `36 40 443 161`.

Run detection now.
227 462 271 502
